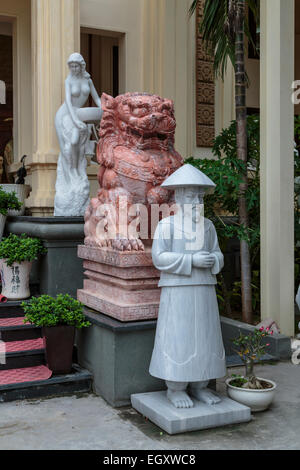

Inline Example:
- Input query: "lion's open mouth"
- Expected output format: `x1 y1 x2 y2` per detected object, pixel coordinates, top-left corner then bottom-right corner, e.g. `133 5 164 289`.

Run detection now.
129 128 169 141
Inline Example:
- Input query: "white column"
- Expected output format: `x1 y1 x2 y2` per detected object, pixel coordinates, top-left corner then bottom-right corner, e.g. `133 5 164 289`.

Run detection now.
260 0 295 336
28 0 80 216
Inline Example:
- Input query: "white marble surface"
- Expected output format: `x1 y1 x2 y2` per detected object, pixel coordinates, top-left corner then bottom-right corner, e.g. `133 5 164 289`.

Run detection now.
150 166 227 405
131 391 251 435
54 53 102 216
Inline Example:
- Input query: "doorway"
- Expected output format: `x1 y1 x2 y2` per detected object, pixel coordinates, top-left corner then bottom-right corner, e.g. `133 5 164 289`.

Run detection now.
81 29 123 102
0 20 13 183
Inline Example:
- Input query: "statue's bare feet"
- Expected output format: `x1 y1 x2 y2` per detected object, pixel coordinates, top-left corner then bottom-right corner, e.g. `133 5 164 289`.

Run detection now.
190 388 221 405
167 390 194 409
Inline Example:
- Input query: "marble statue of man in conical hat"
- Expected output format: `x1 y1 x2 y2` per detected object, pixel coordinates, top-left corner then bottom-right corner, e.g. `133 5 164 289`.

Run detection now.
150 164 226 409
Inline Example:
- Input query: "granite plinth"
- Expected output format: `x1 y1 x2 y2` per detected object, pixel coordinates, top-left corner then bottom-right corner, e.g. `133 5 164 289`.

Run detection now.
77 245 161 321
131 391 251 435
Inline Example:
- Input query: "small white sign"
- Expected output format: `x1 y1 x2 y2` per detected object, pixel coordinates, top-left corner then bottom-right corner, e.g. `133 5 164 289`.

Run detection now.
0 340 6 365
0 80 6 104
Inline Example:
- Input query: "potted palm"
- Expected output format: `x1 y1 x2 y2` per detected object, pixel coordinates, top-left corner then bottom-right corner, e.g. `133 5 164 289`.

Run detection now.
0 233 46 300
226 327 277 412
0 186 22 239
22 294 91 374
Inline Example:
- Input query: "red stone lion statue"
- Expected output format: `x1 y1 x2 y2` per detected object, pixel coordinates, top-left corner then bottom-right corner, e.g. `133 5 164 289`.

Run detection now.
84 92 183 251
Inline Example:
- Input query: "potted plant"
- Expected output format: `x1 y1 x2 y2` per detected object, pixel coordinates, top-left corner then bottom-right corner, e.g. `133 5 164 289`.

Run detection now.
22 294 91 374
225 327 277 412
0 233 46 300
2 155 31 216
0 186 22 239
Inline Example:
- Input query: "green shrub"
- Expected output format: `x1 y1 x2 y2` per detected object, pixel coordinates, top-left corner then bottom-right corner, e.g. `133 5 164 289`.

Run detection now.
0 233 47 266
187 114 300 317
0 186 22 216
22 294 91 329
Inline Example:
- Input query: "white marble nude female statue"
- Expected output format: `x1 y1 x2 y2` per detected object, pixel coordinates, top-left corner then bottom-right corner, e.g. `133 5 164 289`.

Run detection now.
54 52 102 216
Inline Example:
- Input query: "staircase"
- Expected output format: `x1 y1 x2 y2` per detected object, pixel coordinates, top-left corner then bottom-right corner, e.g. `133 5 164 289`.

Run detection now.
0 301 92 402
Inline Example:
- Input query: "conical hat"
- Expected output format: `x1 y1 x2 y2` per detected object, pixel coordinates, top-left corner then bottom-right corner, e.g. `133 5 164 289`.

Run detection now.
162 164 216 192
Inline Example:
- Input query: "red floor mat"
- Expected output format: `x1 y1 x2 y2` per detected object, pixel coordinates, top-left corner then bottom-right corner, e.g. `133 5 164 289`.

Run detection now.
0 317 28 327
5 338 44 353
0 365 52 385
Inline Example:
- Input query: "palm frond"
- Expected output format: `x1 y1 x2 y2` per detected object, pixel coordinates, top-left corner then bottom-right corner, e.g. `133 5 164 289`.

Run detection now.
189 0 260 80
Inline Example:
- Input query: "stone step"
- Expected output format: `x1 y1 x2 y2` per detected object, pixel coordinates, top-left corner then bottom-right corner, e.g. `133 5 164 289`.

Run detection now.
0 317 41 342
0 338 45 370
0 300 26 319
0 364 93 402
0 365 51 386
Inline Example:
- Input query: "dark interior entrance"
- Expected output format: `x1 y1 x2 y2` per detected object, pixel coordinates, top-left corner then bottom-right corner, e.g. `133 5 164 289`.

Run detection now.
0 21 13 183
81 29 120 102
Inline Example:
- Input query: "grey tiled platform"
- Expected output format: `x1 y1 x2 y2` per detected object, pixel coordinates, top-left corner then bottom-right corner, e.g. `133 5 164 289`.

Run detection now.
131 391 251 435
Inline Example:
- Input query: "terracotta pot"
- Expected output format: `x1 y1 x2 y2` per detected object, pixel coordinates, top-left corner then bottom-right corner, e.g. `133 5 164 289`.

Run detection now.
42 325 75 375
0 259 32 300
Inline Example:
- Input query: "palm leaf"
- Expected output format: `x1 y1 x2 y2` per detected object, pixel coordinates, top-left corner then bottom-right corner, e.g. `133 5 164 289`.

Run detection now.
189 0 259 80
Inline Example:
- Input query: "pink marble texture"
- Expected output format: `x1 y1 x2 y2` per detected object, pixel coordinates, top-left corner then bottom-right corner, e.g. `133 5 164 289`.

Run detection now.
84 92 183 252
77 245 161 321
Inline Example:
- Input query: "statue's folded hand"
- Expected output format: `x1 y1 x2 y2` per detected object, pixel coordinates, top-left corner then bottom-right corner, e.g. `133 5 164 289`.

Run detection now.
192 252 215 268
75 119 86 131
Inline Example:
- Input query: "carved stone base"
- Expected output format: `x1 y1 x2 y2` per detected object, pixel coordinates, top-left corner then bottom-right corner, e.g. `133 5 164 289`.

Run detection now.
77 245 161 321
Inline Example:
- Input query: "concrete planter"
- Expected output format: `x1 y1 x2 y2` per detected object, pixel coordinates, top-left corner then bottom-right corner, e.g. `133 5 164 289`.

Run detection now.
226 377 277 412
1 184 31 216
0 259 32 300
0 214 6 240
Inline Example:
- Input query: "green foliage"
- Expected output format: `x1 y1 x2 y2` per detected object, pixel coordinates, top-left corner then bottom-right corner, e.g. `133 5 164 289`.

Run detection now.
232 327 271 378
188 113 299 314
294 116 300 291
0 187 22 216
230 374 248 388
230 270 260 313
186 115 260 253
232 328 271 363
22 294 91 329
0 233 47 266
189 0 259 80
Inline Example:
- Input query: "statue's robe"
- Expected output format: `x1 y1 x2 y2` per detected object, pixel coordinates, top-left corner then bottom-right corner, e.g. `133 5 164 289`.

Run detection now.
149 215 226 383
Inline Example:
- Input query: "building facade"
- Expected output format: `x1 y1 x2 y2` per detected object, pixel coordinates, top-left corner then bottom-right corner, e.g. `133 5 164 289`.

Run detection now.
0 0 297 336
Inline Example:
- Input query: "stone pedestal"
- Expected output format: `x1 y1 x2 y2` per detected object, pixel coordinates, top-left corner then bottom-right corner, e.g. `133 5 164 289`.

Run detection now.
76 308 165 407
131 391 251 435
77 245 161 321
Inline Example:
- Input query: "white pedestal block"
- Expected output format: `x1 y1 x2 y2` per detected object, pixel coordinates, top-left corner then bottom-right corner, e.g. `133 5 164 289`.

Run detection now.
131 391 251 435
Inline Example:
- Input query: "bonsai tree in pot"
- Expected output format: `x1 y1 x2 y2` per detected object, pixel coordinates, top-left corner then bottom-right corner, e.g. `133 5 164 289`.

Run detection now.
22 294 91 375
0 233 46 300
226 327 277 412
0 187 22 239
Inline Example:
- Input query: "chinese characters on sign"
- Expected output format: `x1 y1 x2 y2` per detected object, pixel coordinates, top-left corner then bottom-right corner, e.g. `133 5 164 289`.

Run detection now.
11 266 20 294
